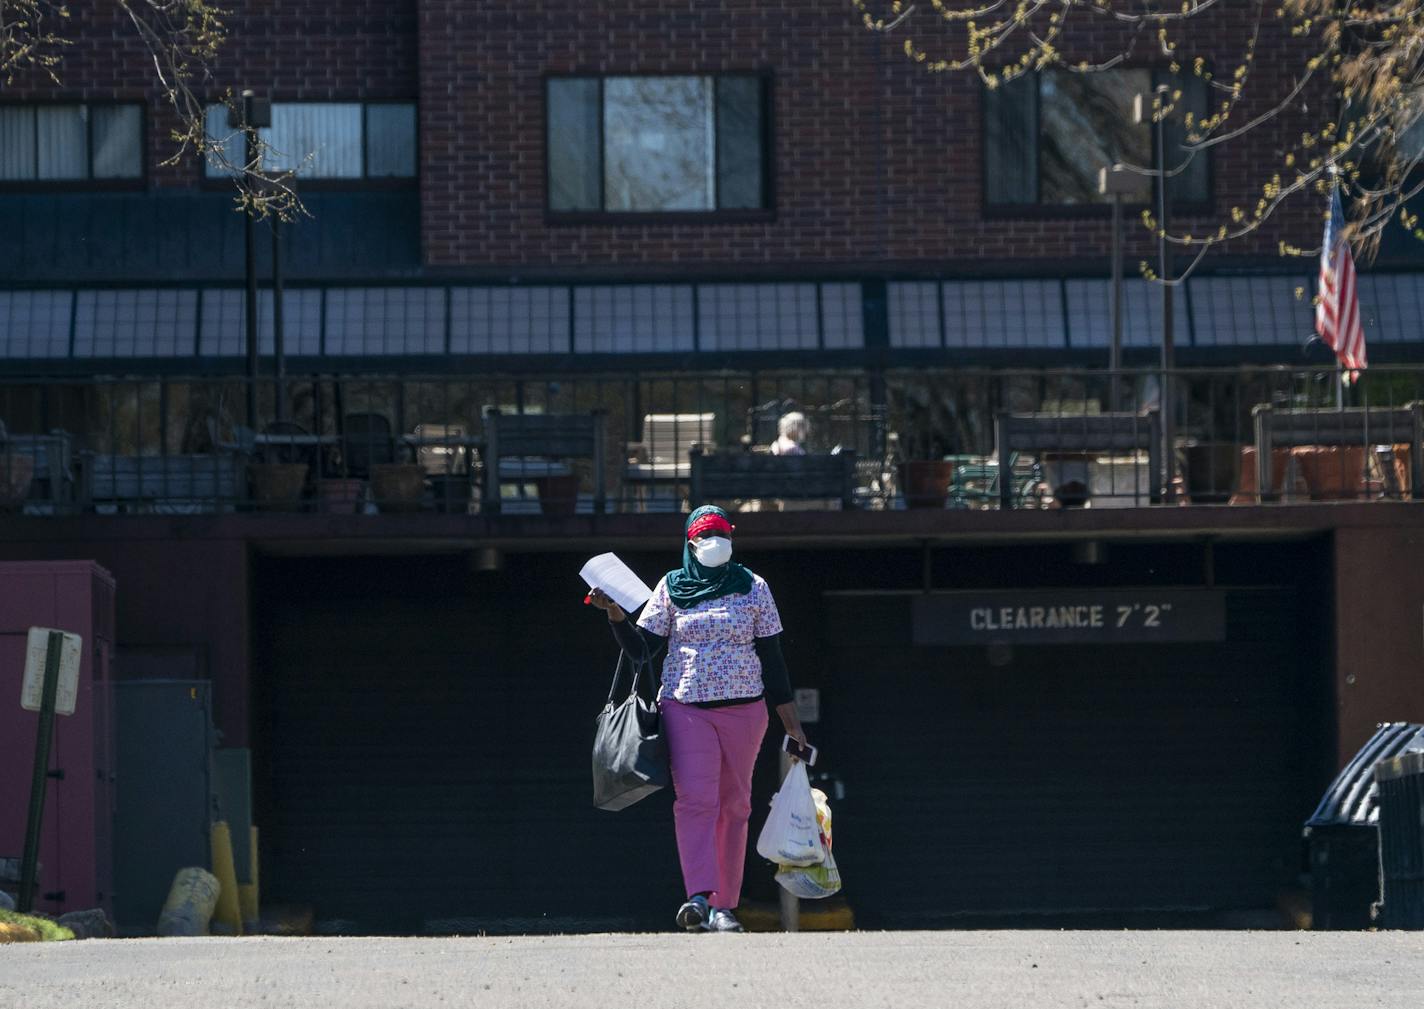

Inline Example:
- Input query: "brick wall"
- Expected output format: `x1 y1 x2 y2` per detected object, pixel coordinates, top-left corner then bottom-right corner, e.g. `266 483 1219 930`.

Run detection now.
10 1 1325 274
416 0 1326 271
5 1 418 189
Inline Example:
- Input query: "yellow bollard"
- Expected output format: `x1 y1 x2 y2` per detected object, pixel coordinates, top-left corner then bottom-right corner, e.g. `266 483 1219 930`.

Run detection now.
210 822 244 936
237 826 259 928
156 867 220 937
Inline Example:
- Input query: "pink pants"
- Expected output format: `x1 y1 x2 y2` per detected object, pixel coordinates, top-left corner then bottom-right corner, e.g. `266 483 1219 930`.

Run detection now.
660 697 769 910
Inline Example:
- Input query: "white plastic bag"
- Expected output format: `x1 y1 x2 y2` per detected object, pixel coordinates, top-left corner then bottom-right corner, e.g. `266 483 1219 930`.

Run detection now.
775 787 842 898
756 761 825 867
776 848 842 898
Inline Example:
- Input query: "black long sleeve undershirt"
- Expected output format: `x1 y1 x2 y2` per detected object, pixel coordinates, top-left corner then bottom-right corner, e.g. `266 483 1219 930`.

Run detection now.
608 616 793 708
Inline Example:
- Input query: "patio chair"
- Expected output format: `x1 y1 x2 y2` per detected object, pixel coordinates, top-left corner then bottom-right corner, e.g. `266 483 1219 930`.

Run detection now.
624 413 715 510
343 412 395 479
948 453 1044 510
689 448 857 509
994 411 1163 509
260 420 317 470
483 409 606 516
0 422 76 513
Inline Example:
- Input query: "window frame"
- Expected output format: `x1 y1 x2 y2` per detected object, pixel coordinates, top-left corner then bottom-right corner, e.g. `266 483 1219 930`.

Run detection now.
980 68 1213 219
0 100 147 190
543 70 776 224
199 98 419 189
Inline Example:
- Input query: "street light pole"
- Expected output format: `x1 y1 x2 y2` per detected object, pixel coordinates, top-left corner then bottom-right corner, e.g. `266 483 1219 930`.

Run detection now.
272 212 286 422
230 90 271 431
1136 86 1176 502
243 122 258 429
1099 164 1138 412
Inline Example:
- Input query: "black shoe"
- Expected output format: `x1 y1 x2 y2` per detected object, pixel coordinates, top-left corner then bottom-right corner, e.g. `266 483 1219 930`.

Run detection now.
706 908 744 933
675 895 710 932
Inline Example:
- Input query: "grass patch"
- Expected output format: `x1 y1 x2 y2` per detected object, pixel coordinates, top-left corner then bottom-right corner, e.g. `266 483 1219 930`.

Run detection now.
0 909 75 942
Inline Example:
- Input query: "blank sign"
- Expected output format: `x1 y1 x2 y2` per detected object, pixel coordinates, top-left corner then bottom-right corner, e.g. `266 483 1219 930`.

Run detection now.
20 627 83 717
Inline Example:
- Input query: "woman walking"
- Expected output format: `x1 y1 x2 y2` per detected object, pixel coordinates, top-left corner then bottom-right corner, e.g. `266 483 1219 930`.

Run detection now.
588 504 807 933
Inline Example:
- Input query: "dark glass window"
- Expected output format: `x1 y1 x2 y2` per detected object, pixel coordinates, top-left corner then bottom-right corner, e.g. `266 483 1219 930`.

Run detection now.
546 75 769 213
205 102 417 179
984 70 1209 208
0 103 143 181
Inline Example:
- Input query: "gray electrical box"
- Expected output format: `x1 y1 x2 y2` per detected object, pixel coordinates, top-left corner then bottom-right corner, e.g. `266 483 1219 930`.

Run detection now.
113 680 214 935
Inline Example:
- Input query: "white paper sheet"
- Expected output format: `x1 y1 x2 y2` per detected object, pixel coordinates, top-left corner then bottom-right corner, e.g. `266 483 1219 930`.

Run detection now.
579 552 654 613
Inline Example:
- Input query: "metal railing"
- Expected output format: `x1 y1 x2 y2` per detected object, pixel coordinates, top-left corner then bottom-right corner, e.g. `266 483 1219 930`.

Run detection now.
2 365 1423 516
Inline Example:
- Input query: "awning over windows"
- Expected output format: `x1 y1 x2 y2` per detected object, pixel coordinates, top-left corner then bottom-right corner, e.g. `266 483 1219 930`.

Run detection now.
0 282 866 361
886 275 1369 351
2 275 1419 365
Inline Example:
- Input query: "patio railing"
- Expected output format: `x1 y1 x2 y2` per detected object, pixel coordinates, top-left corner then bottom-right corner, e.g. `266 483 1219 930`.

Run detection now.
2 365 1422 516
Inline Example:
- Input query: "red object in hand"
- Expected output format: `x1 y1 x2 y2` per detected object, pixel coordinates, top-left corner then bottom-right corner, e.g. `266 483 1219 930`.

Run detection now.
583 594 592 605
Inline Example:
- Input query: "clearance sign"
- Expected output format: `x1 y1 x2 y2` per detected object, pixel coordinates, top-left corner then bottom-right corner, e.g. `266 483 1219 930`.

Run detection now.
911 590 1226 645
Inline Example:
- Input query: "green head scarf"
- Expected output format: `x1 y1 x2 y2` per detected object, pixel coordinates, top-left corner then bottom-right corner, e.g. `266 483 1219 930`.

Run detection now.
664 505 755 608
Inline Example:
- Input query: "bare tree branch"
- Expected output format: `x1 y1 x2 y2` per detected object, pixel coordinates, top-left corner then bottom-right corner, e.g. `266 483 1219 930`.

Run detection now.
853 0 1424 266
3 1 304 220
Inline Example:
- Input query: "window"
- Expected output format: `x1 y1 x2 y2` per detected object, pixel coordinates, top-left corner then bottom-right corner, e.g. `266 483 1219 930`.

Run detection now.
0 104 143 181
547 75 768 213
204 102 417 179
984 70 1208 208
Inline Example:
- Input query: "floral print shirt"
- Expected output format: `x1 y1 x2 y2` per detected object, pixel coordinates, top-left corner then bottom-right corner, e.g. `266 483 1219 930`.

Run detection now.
637 574 783 704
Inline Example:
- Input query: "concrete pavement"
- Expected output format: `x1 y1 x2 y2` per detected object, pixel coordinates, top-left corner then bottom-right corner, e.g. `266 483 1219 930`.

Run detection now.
3 931 1424 1009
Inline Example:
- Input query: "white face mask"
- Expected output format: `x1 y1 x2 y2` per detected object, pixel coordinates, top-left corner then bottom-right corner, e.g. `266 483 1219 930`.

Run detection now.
691 536 733 568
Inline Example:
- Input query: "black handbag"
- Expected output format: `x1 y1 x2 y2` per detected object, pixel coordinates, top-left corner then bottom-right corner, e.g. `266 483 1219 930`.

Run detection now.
592 649 669 811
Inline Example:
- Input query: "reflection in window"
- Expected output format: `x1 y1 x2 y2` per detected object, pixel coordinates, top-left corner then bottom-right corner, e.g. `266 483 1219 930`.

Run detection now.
604 77 714 211
205 101 416 179
266 104 362 177
1398 95 1424 162
547 74 768 212
366 103 418 177
548 79 601 211
92 106 144 178
984 70 1208 207
0 103 144 181
1041 70 1151 204
37 106 88 179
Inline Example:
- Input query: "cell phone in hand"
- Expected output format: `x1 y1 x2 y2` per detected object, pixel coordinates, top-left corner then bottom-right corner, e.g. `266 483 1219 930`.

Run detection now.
781 734 818 766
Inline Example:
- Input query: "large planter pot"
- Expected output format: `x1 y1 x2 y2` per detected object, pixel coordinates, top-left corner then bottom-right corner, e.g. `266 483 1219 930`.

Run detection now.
316 477 364 514
0 452 35 513
1234 447 1302 502
370 463 426 513
249 462 308 511
430 473 472 514
898 461 956 509
535 474 581 517
1296 445 1371 501
1184 442 1241 504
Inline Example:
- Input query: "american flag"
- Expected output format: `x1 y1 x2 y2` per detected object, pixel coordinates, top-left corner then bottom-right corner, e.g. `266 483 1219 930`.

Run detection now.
1316 185 1367 375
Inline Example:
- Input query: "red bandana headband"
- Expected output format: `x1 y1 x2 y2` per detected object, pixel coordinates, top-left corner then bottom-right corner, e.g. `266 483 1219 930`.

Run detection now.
686 513 734 540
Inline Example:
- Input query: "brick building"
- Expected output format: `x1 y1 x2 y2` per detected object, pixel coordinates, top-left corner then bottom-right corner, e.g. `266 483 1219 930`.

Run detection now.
3 3 1424 936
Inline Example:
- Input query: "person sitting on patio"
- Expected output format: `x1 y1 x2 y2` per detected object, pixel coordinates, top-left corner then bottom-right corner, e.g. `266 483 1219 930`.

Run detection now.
768 412 808 456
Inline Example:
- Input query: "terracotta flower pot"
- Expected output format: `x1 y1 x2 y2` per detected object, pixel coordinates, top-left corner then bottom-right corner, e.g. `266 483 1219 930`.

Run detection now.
535 474 581 517
0 452 35 513
429 473 472 514
370 463 426 513
316 478 364 514
897 461 956 509
249 462 308 511
1295 445 1370 501
1184 442 1241 504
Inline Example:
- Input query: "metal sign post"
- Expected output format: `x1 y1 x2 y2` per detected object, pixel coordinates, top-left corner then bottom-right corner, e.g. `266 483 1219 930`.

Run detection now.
17 627 82 913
